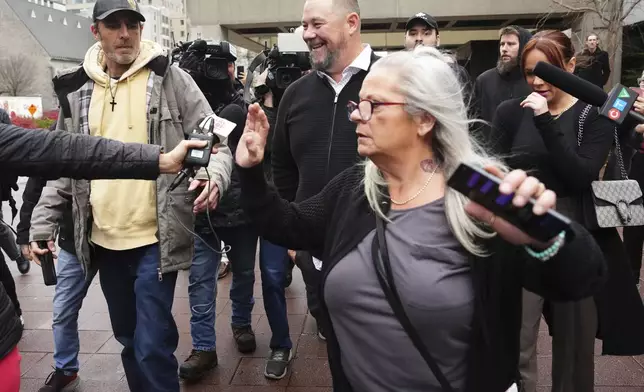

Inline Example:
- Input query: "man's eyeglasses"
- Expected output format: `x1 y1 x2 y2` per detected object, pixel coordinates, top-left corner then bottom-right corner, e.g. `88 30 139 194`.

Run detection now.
347 99 406 122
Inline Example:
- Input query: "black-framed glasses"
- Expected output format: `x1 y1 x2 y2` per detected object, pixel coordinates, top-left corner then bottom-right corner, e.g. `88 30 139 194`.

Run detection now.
347 99 406 122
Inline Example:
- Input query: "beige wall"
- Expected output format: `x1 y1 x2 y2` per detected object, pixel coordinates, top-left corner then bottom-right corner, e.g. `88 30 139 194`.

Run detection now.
187 0 566 26
248 29 504 51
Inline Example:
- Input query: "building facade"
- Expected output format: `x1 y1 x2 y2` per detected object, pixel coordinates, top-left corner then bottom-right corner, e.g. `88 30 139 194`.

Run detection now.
0 0 95 109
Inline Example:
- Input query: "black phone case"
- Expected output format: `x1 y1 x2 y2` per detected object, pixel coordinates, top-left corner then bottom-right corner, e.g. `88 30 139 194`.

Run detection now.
38 241 57 286
447 163 574 242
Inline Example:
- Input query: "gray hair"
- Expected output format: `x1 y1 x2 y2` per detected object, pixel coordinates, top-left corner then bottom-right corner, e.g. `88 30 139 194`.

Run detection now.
363 46 507 256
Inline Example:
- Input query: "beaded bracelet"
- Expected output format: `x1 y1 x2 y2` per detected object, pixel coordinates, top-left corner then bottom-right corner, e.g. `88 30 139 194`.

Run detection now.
523 231 566 262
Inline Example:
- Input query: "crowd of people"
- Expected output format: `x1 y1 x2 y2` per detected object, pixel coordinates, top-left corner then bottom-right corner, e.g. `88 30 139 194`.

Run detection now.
1 0 644 391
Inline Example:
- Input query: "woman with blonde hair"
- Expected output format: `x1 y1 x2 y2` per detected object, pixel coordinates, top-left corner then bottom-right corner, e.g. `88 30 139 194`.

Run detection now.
236 46 605 391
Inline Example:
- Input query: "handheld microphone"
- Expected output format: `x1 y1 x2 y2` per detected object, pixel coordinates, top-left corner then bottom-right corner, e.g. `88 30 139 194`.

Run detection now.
533 61 644 125
168 106 239 192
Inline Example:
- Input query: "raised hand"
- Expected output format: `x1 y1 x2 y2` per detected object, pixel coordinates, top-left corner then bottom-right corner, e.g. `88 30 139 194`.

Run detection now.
520 92 549 116
236 103 270 168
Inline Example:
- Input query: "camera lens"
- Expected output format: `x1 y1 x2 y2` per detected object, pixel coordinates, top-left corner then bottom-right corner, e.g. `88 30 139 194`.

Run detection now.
281 74 293 85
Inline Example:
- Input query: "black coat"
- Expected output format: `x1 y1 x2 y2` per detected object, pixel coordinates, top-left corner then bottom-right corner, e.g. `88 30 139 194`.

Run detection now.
575 48 611 88
0 122 162 361
473 26 533 140
238 163 606 391
195 94 249 230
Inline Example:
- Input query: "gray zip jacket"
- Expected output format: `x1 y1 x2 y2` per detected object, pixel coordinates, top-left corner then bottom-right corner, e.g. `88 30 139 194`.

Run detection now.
30 46 232 278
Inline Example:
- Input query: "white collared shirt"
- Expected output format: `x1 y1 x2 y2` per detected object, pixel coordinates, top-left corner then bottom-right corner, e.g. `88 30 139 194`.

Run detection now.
318 44 373 96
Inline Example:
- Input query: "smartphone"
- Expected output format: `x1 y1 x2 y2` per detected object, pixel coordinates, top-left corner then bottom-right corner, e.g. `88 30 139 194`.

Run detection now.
38 241 57 286
447 163 573 242
236 65 244 79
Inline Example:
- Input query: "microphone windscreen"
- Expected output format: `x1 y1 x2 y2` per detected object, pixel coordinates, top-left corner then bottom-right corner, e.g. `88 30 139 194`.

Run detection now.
218 104 246 130
533 61 607 107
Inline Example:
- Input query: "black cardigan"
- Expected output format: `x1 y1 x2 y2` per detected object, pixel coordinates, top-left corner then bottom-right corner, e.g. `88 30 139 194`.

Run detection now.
271 52 379 202
238 163 606 391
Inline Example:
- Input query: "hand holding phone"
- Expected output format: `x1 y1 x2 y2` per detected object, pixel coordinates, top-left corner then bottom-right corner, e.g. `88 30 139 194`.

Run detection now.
447 163 573 245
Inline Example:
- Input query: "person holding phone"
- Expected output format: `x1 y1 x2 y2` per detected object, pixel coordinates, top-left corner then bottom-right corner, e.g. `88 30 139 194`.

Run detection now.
491 30 644 392
233 46 605 392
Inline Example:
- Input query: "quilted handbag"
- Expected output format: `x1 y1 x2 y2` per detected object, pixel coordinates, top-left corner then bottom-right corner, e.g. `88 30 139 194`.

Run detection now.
578 104 644 228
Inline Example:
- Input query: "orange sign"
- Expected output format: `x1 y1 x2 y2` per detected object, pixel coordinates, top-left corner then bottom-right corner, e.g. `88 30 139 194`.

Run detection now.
27 104 37 116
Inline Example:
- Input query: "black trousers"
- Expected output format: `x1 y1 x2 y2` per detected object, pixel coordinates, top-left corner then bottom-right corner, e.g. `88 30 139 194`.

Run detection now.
294 251 322 323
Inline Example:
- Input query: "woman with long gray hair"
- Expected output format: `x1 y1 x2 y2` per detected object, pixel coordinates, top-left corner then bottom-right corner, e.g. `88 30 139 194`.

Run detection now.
235 46 605 391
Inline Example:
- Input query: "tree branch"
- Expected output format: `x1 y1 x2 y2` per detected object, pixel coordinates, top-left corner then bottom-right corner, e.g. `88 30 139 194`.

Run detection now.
552 0 602 15
622 0 644 22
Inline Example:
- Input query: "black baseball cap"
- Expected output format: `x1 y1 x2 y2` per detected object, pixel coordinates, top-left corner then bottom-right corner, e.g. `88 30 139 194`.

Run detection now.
93 0 146 22
406 12 439 32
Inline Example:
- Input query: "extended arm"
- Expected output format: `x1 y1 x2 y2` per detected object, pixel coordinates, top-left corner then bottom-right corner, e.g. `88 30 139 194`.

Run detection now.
0 123 161 180
535 110 613 190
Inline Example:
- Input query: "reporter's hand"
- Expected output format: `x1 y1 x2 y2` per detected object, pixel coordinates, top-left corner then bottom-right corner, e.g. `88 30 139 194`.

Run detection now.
189 180 220 213
520 92 549 116
20 244 32 261
159 140 219 174
236 103 269 168
29 241 57 266
464 166 557 248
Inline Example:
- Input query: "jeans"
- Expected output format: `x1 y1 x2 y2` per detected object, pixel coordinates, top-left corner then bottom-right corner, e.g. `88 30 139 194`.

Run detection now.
258 238 291 350
52 249 95 376
188 226 291 350
96 244 179 392
189 235 221 351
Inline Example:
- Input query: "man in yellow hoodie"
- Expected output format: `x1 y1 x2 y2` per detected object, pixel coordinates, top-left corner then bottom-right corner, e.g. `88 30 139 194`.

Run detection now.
28 0 233 391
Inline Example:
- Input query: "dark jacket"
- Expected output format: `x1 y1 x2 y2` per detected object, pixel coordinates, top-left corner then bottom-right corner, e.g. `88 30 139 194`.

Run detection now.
575 48 611 88
16 123 75 253
196 95 248 230
261 102 278 183
473 26 533 139
0 108 10 125
16 177 76 254
238 163 605 391
271 52 380 202
0 108 18 219
0 121 162 361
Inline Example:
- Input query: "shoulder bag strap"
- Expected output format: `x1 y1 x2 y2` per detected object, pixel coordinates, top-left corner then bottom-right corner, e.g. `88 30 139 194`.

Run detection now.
371 216 455 392
578 104 628 180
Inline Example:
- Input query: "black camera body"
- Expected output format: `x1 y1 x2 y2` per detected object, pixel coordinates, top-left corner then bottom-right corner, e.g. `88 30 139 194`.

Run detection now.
265 46 311 91
262 32 311 93
174 39 237 82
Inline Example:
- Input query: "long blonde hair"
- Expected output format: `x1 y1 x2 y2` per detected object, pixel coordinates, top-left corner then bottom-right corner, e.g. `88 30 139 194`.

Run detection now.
363 46 507 257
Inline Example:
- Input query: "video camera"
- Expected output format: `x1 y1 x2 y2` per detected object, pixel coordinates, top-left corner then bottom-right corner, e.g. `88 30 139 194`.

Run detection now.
265 33 311 90
173 39 237 82
244 32 311 102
